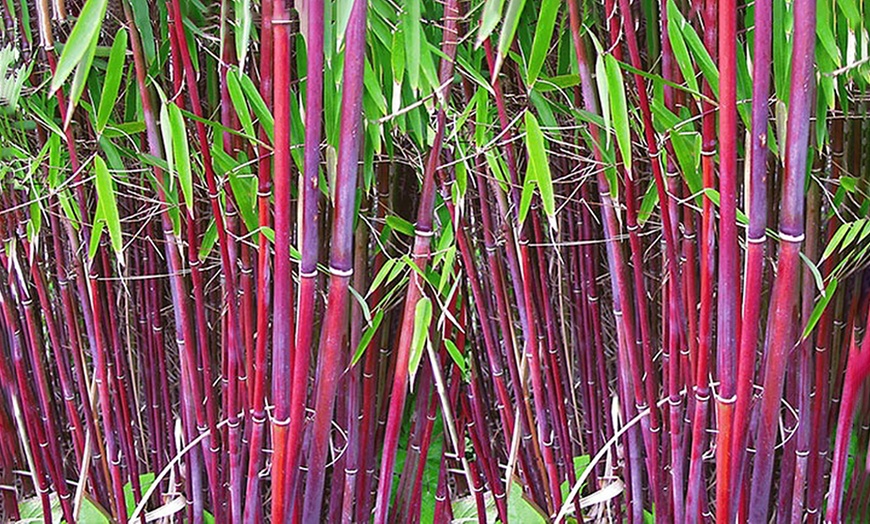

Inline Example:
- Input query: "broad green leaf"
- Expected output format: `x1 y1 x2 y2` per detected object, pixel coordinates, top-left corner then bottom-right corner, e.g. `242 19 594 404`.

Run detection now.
235 0 252 68
443 339 465 374
666 0 698 95
519 174 535 226
89 208 105 260
352 310 385 366
367 258 398 298
408 296 433 390
237 69 274 141
800 252 825 293
93 155 123 257
18 492 110 523
527 0 559 85
606 55 632 174
495 0 527 75
674 7 719 96
595 54 611 145
51 0 108 93
64 26 100 128
404 0 422 91
524 111 556 228
96 28 127 134
391 29 406 87
841 219 867 254
168 104 194 212
638 179 659 225
159 102 175 184
477 0 506 48
821 221 854 261
226 68 256 141
199 220 218 260
129 0 155 64
386 215 415 237
801 278 838 341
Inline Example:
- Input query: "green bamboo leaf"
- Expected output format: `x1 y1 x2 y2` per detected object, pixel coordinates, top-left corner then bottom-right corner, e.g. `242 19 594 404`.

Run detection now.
443 339 466 375
519 175 535 226
168 103 194 212
836 0 860 30
159 102 174 182
477 0 505 47
352 310 385 366
89 208 105 261
199 219 218 260
51 0 109 93
129 0 155 64
494 0 527 75
820 221 851 262
234 0 252 68
665 0 698 95
391 29 406 86
64 27 100 128
638 179 659 225
674 8 719 96
799 252 825 293
524 111 556 228
842 219 867 253
386 215 415 237
408 297 433 390
404 0 422 91
226 68 255 141
801 278 838 341
96 28 128 135
367 258 398 298
236 69 274 141
93 155 123 257
527 0 559 86
605 55 632 174
595 54 611 145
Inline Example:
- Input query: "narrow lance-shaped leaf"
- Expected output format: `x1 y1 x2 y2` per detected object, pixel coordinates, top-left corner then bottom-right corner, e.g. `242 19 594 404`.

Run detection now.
226 67 256 141
159 102 175 180
51 0 109 92
96 28 128 134
494 0 527 76
595 53 611 146
64 25 100 128
93 155 123 257
801 278 839 341
477 0 505 47
527 0 559 85
352 310 386 366
404 0 422 91
408 296 433 390
524 110 556 229
605 55 632 175
234 0 252 68
168 103 194 213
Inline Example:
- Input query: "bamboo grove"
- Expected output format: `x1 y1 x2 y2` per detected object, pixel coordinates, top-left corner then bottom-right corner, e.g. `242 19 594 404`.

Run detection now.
2 0 870 521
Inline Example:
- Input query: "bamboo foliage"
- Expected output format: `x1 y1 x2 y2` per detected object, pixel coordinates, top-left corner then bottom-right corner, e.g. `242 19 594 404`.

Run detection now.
2 0 870 522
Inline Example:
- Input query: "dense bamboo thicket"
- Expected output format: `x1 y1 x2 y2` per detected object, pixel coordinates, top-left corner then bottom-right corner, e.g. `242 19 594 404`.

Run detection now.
1 0 870 522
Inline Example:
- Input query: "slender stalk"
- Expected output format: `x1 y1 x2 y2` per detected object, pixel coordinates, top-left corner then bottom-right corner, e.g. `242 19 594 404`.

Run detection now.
373 0 460 520
729 0 773 516
748 0 816 516
300 0 366 517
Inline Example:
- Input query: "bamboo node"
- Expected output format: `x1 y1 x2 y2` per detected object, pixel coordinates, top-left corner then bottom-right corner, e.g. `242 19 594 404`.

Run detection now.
717 394 737 405
415 228 435 238
778 231 805 243
329 266 353 277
